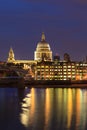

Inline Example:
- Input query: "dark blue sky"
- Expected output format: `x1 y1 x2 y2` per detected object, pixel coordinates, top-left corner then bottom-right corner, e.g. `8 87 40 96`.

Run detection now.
0 0 87 61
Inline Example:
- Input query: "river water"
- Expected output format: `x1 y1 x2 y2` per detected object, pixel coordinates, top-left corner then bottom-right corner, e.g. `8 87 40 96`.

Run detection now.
0 87 87 130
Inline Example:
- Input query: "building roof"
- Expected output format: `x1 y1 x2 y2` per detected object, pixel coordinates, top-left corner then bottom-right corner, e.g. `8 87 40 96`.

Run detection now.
36 32 51 52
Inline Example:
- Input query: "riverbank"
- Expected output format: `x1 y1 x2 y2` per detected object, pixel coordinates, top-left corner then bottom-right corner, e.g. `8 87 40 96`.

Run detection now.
24 80 71 85
25 80 87 88
0 77 24 88
25 79 87 85
0 79 87 88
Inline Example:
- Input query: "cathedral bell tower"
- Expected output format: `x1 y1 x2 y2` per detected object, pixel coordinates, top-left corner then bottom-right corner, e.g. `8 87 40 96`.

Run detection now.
7 47 15 63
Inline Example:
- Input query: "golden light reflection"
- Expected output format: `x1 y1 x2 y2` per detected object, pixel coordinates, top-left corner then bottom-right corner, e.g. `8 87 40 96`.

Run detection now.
20 92 31 127
30 88 36 123
44 88 53 130
83 90 87 104
67 89 73 129
57 88 63 101
45 88 50 125
19 88 87 130
63 88 67 103
57 88 63 106
82 91 87 129
56 88 63 124
76 89 82 127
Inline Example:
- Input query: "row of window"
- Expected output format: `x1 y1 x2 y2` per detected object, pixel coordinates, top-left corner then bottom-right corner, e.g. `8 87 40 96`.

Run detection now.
37 65 76 68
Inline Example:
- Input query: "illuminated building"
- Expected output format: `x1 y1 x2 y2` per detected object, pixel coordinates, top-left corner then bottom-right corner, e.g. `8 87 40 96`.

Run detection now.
34 32 52 61
35 61 76 80
7 32 52 65
7 33 87 80
75 62 87 80
7 47 37 66
35 60 87 80
64 53 71 62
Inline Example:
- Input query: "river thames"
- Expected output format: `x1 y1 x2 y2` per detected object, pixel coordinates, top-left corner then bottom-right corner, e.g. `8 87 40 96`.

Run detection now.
0 87 87 130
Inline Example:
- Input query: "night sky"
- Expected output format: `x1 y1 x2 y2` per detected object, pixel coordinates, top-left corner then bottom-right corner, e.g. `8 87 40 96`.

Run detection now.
0 0 87 61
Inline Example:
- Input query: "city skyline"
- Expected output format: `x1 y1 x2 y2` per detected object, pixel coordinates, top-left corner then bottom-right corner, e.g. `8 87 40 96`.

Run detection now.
0 0 87 61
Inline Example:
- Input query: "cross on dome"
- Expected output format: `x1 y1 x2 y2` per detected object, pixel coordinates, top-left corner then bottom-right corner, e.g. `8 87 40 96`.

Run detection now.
41 32 45 41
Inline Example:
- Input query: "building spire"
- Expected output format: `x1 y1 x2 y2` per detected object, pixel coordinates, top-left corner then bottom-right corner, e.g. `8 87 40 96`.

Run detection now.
7 47 15 62
41 32 45 41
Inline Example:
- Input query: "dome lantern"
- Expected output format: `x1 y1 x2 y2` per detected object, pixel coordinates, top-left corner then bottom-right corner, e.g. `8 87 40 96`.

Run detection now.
41 32 45 41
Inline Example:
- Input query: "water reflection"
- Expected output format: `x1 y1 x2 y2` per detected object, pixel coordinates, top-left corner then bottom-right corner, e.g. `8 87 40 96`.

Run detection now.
75 89 81 129
44 88 54 130
0 88 26 130
19 87 87 130
67 89 73 129
18 89 31 127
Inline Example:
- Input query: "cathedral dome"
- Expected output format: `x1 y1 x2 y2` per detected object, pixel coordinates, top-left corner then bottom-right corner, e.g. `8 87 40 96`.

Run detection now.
36 39 51 52
34 32 52 61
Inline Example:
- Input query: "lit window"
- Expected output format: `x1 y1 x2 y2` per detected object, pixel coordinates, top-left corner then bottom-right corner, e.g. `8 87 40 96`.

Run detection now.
63 66 67 68
68 66 71 68
72 72 75 74
68 69 71 71
64 69 66 71
37 69 40 71
64 72 66 74
72 66 75 68
54 69 58 71
68 75 71 77
37 66 40 68
64 76 66 77
41 66 44 68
